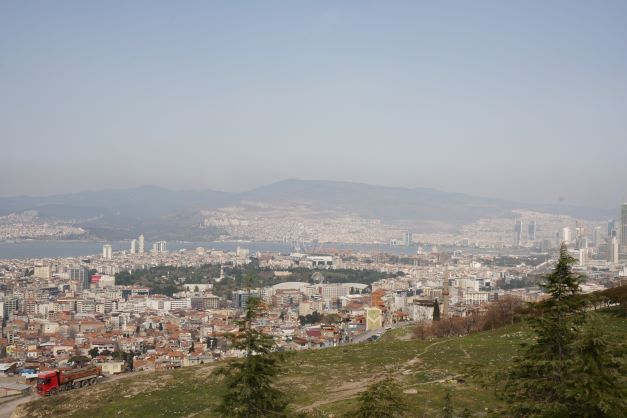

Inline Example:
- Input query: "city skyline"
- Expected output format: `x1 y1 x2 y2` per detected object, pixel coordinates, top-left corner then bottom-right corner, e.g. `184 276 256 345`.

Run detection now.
0 2 625 416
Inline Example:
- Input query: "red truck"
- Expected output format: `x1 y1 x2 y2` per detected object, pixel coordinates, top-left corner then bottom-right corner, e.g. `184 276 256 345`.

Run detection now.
36 365 102 395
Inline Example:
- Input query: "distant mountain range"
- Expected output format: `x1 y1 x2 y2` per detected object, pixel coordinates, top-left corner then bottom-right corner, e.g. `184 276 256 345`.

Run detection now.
0 180 615 240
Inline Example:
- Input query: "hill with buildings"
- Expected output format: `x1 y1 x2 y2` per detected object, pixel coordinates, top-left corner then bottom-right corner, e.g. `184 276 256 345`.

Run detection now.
0 180 616 241
14 310 627 418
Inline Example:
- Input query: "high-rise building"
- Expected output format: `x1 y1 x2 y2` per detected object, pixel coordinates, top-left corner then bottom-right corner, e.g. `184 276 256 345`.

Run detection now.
527 221 537 241
68 266 91 291
402 231 412 246
2 297 18 320
152 241 167 253
102 244 112 259
138 234 145 254
621 204 627 253
130 239 137 254
234 290 251 310
607 219 615 238
514 220 523 247
609 236 620 263
592 226 602 248
562 227 572 244
575 225 587 250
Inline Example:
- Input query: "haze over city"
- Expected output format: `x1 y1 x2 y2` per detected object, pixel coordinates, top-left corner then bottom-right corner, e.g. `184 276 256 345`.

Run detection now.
1 2 627 418
1 1 626 207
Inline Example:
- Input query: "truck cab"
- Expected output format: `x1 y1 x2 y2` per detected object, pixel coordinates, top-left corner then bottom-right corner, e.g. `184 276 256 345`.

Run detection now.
36 370 60 395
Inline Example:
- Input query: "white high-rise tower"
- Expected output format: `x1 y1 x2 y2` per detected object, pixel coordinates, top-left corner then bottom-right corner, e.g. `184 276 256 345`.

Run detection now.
130 239 137 254
138 234 145 254
609 236 620 263
621 203 627 255
102 244 112 259
562 227 572 244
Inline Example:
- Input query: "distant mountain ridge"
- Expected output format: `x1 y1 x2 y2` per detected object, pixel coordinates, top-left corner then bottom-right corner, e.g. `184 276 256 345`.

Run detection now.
0 180 615 240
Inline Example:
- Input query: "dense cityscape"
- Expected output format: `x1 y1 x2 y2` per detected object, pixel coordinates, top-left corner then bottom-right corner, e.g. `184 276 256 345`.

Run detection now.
0 205 625 402
2 1 626 417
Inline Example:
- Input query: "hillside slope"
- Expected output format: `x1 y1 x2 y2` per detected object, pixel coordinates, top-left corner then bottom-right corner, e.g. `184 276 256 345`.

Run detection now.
0 180 615 240
15 312 626 417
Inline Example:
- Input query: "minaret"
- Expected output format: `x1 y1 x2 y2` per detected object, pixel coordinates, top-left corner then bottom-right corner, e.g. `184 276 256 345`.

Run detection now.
217 264 224 282
442 269 450 319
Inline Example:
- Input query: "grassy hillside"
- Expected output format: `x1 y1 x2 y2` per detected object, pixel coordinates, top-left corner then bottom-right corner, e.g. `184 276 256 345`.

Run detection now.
16 310 626 418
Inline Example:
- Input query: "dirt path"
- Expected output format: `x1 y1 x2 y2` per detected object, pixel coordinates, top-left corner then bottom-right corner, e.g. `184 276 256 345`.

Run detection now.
459 342 471 359
405 338 450 367
0 394 35 418
299 378 373 411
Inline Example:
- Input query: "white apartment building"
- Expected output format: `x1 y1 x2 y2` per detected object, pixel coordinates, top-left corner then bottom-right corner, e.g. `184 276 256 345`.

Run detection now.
462 290 490 306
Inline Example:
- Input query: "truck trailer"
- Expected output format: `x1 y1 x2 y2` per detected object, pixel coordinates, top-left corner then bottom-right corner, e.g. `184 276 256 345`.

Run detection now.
36 365 102 395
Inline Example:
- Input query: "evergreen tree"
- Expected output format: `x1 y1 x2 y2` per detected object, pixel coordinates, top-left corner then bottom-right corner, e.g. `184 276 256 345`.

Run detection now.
566 314 625 416
433 299 441 321
499 243 625 417
214 296 287 417
353 376 409 418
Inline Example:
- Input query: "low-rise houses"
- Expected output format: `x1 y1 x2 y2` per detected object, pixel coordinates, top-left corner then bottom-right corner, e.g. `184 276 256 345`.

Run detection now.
0 243 622 384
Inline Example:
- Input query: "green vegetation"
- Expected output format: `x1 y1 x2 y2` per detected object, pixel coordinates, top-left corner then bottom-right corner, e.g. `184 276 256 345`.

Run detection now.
213 297 288 417
298 311 323 326
433 299 440 321
441 388 454 418
298 311 341 326
487 255 548 268
23 250 627 417
286 268 393 286
115 265 220 296
492 244 625 417
114 263 391 298
17 311 626 418
353 376 408 418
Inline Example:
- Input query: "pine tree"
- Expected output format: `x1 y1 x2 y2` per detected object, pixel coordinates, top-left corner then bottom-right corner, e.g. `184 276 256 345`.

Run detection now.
499 243 625 417
353 376 409 418
214 296 287 418
566 314 625 416
433 299 441 321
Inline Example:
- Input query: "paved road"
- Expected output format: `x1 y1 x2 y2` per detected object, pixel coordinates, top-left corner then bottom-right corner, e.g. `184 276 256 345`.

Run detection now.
350 321 415 344
0 394 35 418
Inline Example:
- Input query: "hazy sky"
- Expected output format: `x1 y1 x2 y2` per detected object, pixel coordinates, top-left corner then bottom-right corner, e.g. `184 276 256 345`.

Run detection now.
1 1 626 207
